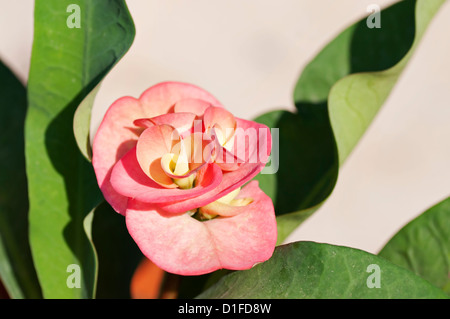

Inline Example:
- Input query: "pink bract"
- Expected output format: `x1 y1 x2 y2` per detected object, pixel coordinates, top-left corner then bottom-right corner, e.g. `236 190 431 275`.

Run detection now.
126 181 277 275
92 81 277 275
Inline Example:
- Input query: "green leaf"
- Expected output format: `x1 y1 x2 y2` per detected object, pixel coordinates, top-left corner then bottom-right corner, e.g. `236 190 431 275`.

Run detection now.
329 0 445 164
0 60 42 299
25 0 135 298
81 206 98 298
254 0 446 243
379 197 450 295
197 241 448 299
73 84 101 161
92 202 143 299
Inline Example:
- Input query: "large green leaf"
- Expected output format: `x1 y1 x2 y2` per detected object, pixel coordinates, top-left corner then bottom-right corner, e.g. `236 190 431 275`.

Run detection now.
197 241 448 299
254 0 446 243
0 60 41 299
330 0 444 163
25 0 135 298
379 197 450 295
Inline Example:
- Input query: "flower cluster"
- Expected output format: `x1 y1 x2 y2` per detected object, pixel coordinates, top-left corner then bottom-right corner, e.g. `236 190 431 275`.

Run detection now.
92 82 277 275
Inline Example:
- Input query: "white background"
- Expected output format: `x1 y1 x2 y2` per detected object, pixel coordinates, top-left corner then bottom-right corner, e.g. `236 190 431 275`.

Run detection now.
1 0 449 254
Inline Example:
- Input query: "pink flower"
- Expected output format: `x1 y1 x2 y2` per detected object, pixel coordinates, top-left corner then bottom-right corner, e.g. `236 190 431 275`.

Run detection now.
92 82 277 275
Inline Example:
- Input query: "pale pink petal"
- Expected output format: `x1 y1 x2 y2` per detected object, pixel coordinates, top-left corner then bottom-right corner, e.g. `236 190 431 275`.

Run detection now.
92 96 146 214
149 112 196 135
134 112 196 139
203 106 236 145
139 82 223 117
208 129 242 171
126 203 221 275
110 147 223 204
204 181 277 270
136 125 178 188
125 181 277 275
174 98 212 117
230 118 272 165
